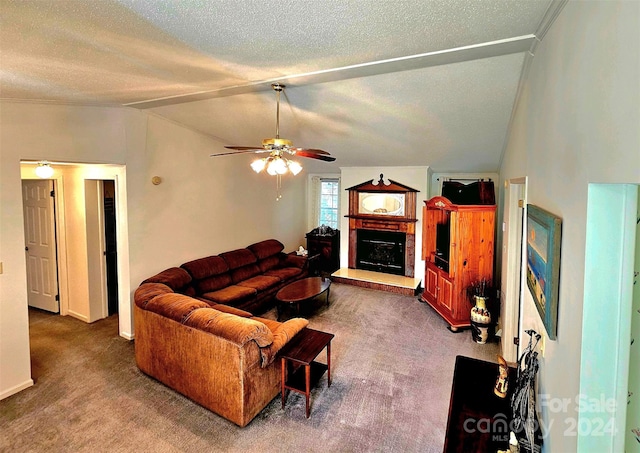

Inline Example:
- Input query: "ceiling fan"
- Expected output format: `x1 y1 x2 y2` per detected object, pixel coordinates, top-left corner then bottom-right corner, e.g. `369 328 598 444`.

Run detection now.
210 83 335 177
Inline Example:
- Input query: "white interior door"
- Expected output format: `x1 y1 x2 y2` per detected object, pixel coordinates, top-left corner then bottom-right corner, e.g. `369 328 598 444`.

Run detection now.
22 179 59 313
500 178 526 362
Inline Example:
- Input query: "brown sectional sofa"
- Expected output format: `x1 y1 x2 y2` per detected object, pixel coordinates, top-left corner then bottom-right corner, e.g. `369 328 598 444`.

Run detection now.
133 239 311 427
142 239 309 314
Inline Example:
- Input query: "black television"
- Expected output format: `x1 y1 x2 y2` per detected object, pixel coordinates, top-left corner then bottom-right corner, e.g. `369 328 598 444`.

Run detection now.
435 222 450 271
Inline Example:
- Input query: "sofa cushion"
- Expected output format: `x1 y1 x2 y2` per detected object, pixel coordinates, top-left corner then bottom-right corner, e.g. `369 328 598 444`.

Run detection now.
196 273 233 294
181 256 229 280
247 239 285 260
210 304 253 318
257 255 280 273
265 267 304 281
182 286 197 297
144 293 210 323
220 249 257 270
201 285 257 306
142 267 193 292
237 275 281 292
184 308 274 347
230 263 261 284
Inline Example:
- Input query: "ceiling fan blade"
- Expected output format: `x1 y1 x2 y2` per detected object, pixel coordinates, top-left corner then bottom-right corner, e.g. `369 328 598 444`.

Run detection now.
296 151 336 162
210 149 268 157
290 147 330 155
224 145 265 151
213 86 332 163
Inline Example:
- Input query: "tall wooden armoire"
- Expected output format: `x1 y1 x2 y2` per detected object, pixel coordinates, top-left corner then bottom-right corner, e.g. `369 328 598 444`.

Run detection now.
420 196 496 330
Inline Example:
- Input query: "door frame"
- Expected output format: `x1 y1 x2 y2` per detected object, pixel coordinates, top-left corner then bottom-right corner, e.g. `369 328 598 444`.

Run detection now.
500 176 528 363
58 168 131 336
53 172 70 316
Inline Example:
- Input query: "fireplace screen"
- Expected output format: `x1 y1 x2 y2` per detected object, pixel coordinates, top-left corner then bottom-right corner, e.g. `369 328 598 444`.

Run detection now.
356 229 406 276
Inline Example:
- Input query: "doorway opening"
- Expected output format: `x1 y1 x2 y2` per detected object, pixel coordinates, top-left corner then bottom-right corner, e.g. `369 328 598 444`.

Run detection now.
102 180 118 316
20 161 131 337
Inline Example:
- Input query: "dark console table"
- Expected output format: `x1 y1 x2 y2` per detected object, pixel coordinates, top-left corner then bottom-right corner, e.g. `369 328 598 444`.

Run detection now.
444 355 515 452
306 227 340 275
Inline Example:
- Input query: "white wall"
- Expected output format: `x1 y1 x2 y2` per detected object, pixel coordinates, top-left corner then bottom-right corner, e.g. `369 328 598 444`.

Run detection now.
0 102 307 400
339 166 430 281
124 113 307 286
499 2 640 451
1 103 128 399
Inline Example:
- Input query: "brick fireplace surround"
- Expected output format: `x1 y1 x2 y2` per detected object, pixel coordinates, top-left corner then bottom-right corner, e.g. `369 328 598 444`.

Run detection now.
332 174 419 296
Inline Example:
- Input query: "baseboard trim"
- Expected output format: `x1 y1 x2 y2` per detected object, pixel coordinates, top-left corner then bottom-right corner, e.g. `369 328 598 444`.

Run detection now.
0 379 34 400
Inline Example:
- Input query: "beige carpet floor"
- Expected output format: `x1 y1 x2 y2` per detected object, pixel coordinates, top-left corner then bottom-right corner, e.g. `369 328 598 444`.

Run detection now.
0 282 499 452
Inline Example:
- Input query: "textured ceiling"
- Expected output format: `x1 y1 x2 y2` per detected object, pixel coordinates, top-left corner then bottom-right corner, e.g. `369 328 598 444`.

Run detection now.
0 0 559 172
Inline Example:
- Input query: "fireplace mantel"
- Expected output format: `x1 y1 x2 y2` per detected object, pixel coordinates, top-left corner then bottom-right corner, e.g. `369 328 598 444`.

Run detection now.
345 174 418 278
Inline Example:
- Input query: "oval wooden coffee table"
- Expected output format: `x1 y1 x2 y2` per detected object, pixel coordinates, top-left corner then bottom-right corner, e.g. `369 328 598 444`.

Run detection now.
276 277 331 320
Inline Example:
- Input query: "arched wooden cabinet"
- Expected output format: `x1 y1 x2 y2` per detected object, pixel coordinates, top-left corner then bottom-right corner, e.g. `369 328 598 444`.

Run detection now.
420 196 496 330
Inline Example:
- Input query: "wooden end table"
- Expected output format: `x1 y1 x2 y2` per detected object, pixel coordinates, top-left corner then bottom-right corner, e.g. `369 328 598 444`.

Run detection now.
279 327 334 418
275 276 331 320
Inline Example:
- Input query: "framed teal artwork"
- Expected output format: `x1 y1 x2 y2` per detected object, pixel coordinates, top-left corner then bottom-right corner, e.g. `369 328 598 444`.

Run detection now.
526 204 562 340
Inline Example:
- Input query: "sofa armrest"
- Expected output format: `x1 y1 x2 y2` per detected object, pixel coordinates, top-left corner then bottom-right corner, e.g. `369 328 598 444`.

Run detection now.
259 318 309 367
283 252 307 270
183 308 274 347
134 282 174 308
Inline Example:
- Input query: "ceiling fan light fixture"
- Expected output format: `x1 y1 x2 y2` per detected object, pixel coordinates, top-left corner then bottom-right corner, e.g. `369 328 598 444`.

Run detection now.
266 160 278 175
251 158 267 173
267 157 288 175
287 160 302 175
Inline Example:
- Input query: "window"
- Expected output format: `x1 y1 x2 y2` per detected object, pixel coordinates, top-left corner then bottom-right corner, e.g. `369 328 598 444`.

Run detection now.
316 178 339 229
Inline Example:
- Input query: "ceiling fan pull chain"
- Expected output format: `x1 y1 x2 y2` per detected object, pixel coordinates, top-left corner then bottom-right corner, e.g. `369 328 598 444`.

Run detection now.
276 174 283 201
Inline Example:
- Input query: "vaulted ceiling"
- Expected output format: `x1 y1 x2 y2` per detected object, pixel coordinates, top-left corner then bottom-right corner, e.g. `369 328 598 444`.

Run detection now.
1 0 564 173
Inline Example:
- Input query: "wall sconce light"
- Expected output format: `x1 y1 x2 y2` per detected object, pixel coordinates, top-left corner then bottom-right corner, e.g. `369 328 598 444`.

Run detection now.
35 161 54 179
